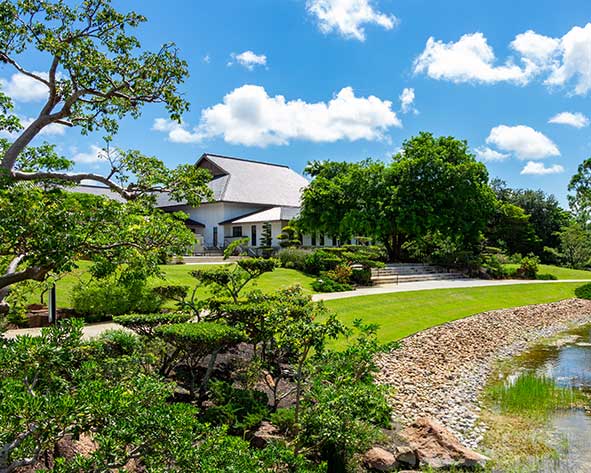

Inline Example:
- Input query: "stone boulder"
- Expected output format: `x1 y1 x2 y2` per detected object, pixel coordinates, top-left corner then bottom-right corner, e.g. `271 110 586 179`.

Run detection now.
363 447 397 471
401 417 489 469
249 421 283 449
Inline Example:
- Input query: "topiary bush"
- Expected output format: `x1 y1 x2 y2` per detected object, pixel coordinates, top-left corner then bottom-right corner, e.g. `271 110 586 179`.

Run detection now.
304 250 341 275
155 322 245 397
351 267 372 286
516 254 539 279
277 248 309 271
72 279 162 321
114 312 192 337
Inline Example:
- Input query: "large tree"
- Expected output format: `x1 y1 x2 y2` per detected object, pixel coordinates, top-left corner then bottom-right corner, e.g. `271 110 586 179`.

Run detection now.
491 179 570 253
299 133 496 261
0 0 213 314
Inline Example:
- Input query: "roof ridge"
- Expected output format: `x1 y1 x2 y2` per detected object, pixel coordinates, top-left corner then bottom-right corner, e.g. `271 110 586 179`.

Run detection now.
205 153 290 169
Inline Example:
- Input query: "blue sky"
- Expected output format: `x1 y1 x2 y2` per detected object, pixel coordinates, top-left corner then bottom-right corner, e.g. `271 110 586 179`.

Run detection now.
2 0 590 205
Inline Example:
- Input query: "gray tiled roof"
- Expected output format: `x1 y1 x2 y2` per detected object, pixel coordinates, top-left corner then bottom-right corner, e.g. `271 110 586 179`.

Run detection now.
200 154 308 206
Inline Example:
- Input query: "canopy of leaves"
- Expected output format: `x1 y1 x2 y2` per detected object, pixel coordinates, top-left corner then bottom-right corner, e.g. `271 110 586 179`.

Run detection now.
155 322 244 357
299 132 496 260
113 312 192 337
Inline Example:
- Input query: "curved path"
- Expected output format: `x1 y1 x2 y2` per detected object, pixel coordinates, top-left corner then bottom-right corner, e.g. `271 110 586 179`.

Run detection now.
4 278 591 339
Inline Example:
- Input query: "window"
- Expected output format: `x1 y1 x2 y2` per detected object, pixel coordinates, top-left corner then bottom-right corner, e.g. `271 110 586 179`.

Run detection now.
232 226 243 238
213 227 218 247
332 236 337 246
251 225 257 246
319 234 325 246
311 233 316 246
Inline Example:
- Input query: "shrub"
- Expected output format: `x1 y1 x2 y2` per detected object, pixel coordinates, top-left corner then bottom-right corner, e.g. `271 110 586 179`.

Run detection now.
72 279 162 321
278 248 309 271
324 264 352 284
88 329 143 358
575 283 591 300
114 312 192 337
152 284 189 300
270 407 296 435
481 254 508 279
304 250 341 275
516 254 539 279
536 273 558 280
350 267 372 286
202 381 269 434
155 322 245 397
311 278 352 293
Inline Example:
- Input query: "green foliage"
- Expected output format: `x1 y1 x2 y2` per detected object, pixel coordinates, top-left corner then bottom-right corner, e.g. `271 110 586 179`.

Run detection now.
350 267 372 286
260 222 273 248
486 200 541 256
72 277 162 321
113 312 191 336
155 321 244 397
224 237 249 259
300 133 496 261
270 407 297 435
311 278 353 293
324 264 353 284
152 284 189 301
203 381 269 434
304 250 342 275
482 254 509 279
191 258 277 302
278 225 302 248
516 254 539 279
298 322 391 472
278 248 310 270
574 283 591 299
536 273 558 280
568 157 591 221
557 222 591 269
88 329 143 358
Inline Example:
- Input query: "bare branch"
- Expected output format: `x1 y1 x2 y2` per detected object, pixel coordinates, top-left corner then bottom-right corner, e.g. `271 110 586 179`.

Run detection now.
0 53 50 87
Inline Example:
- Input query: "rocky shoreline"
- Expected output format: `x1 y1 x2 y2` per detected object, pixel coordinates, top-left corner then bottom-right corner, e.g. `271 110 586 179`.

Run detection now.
375 298 591 449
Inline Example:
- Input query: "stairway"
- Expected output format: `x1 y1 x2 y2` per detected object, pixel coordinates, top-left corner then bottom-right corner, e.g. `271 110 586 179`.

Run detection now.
371 264 466 285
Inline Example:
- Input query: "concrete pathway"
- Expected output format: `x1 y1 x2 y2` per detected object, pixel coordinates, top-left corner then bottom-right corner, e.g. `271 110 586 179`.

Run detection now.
5 278 591 339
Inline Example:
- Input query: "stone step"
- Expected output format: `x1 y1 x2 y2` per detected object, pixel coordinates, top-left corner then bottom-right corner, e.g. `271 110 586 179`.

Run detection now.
372 273 466 284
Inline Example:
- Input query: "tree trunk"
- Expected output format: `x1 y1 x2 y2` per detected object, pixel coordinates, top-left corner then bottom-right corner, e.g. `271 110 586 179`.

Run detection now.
1 116 51 171
384 232 406 262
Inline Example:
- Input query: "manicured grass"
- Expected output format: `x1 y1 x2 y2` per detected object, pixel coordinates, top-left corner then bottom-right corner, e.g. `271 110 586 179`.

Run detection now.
504 263 591 280
26 262 317 308
324 283 585 345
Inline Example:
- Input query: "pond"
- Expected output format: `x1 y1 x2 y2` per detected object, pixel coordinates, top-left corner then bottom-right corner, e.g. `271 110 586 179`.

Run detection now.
492 324 591 472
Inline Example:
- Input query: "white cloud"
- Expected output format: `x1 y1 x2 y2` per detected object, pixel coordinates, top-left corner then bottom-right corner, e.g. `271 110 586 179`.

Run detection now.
486 125 560 160
414 33 533 84
548 111 589 128
399 87 417 114
545 23 591 95
153 84 401 147
229 51 267 70
520 161 564 175
72 145 105 165
306 0 398 41
0 72 50 102
475 146 510 162
414 23 591 95
203 54 211 64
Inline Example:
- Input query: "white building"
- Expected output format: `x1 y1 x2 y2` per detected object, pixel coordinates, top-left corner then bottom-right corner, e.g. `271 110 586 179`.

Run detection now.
157 153 310 251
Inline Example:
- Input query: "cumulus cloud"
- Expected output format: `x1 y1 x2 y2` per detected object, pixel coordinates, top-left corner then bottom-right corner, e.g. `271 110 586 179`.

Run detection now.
520 161 564 175
306 0 398 41
545 23 591 95
399 87 417 114
475 146 510 162
548 112 589 128
485 125 560 160
229 51 267 70
413 33 533 84
0 72 50 102
414 23 591 95
72 145 105 165
153 85 401 147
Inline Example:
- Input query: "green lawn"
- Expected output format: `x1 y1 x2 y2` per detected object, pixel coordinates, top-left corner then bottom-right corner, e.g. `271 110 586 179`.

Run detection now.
504 264 591 280
27 262 317 308
324 282 586 346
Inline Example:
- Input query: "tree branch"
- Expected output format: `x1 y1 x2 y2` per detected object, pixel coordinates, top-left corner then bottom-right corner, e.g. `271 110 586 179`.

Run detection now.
0 53 50 87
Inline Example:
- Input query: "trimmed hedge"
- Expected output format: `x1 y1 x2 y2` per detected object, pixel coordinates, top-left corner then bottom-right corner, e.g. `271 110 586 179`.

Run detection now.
154 322 244 356
575 283 591 300
113 312 192 336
